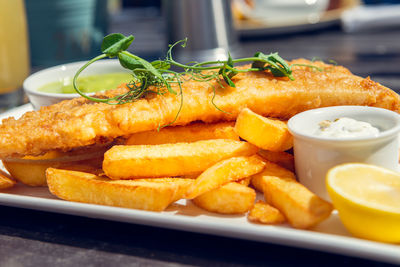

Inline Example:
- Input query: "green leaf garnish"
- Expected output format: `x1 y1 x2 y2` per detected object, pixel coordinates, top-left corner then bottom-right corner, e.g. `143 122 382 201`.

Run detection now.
101 33 134 57
74 33 324 126
118 53 143 70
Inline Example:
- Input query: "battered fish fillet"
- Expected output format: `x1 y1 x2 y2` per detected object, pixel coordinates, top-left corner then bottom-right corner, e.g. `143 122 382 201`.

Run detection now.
0 59 399 158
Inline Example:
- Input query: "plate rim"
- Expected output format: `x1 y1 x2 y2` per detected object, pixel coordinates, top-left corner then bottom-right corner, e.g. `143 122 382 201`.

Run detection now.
0 104 399 265
0 191 399 264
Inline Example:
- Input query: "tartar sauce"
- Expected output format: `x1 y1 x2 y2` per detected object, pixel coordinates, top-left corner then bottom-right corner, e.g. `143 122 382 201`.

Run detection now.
314 117 380 138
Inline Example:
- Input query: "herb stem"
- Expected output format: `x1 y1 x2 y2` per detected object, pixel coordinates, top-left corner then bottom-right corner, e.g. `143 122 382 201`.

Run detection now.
73 54 112 103
167 59 222 71
73 33 314 123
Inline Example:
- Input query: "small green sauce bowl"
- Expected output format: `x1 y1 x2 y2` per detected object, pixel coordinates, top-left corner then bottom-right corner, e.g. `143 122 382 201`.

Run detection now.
23 60 131 110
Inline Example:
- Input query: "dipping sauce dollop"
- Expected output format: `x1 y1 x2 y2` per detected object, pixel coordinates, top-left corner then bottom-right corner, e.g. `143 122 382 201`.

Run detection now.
37 72 132 94
314 117 380 138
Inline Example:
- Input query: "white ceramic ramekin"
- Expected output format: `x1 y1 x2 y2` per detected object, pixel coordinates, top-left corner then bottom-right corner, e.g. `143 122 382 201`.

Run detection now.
288 106 400 201
23 60 130 110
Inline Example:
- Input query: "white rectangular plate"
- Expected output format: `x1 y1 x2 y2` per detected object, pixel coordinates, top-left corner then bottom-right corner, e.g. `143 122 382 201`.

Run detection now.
0 105 399 264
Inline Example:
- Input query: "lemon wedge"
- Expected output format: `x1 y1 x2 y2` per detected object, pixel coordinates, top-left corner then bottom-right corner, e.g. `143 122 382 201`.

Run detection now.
326 163 400 243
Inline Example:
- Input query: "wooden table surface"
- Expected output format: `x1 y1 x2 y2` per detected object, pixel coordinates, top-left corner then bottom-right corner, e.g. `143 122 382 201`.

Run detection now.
1 7 399 267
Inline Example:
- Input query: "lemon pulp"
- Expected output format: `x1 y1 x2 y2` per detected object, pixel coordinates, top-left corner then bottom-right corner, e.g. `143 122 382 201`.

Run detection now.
330 165 400 213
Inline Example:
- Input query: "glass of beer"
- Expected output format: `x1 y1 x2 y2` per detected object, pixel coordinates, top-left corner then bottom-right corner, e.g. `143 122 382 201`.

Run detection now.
0 0 30 111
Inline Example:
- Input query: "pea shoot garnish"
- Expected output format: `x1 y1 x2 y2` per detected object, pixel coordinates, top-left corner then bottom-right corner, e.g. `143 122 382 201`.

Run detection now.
72 33 315 128
73 33 295 102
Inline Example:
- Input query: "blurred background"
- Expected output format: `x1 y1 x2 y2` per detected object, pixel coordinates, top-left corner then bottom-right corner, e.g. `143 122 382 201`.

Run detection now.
1 0 400 110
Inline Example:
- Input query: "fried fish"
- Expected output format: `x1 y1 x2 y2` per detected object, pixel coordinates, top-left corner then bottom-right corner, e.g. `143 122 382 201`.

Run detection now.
0 59 399 158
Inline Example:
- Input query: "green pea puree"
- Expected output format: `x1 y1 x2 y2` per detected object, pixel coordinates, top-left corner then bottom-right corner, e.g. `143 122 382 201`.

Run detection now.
37 73 132 94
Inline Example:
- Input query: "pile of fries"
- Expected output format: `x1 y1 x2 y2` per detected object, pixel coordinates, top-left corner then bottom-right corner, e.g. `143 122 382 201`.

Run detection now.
0 108 333 229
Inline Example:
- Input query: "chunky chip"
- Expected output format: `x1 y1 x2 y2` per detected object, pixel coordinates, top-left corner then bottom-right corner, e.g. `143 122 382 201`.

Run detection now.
237 177 251 186
258 150 295 172
185 155 265 199
134 178 194 202
3 160 53 187
248 200 286 225
3 157 103 187
192 182 256 214
252 170 333 229
46 168 188 211
2 147 106 187
235 108 293 151
251 160 295 193
0 169 15 190
125 122 239 145
103 139 258 179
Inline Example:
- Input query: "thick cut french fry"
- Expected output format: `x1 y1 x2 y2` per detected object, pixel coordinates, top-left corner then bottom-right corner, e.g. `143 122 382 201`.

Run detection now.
103 139 258 179
185 155 265 199
180 173 202 179
134 178 194 202
192 182 256 214
252 170 333 229
0 169 15 190
258 150 295 172
125 122 239 145
3 157 103 187
251 160 295 193
2 147 106 187
3 160 52 186
247 200 286 224
46 168 188 211
237 177 251 186
235 108 293 151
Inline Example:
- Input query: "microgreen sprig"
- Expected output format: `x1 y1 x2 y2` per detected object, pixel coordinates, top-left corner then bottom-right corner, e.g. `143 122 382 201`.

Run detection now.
73 33 295 104
72 33 318 127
